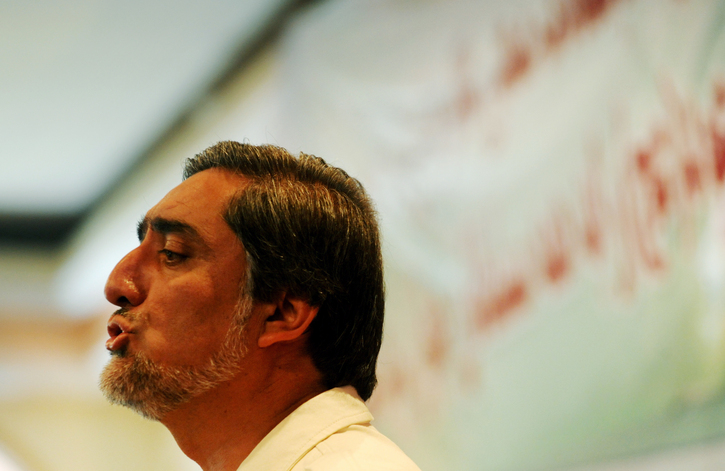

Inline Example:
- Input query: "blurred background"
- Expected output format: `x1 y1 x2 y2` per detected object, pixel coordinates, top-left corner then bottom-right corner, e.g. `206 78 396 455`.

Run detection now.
2 0 725 470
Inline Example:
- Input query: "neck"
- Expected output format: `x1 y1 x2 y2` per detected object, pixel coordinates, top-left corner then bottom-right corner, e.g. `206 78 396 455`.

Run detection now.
160 350 325 471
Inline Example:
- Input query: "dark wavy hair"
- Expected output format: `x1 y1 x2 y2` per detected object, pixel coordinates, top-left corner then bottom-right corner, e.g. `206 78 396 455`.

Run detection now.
183 141 384 400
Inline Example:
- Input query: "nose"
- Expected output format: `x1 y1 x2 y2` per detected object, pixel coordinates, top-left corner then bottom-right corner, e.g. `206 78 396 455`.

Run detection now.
104 248 146 308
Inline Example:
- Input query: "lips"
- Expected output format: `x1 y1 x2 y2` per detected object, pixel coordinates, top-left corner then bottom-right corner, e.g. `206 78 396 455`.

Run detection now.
106 315 134 353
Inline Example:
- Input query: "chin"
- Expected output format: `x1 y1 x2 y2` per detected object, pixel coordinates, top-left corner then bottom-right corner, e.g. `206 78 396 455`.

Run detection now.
99 327 247 421
100 352 185 421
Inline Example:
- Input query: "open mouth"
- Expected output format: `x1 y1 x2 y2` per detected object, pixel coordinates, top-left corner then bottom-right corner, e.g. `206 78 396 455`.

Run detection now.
107 321 123 337
106 318 133 353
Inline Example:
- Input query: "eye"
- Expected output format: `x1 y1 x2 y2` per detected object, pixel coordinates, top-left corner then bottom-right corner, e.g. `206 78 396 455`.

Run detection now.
159 249 187 265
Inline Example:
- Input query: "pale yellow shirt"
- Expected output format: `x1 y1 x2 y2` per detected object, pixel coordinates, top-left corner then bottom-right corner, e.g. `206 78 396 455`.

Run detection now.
237 386 421 471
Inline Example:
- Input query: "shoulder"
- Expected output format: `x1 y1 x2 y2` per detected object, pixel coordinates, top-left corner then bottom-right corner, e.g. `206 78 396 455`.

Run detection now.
293 423 421 471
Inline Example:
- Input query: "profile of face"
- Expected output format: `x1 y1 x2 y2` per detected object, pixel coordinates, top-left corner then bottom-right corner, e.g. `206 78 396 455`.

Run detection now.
100 169 250 420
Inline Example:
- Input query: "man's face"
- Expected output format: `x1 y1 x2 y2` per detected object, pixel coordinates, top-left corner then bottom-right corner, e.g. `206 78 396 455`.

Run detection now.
100 168 249 420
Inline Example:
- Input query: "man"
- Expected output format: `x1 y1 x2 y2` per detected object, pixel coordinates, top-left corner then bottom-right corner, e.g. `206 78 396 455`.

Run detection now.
100 141 421 471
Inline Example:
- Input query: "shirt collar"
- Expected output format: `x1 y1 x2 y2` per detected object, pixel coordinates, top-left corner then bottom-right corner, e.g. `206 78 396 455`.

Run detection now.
237 386 373 471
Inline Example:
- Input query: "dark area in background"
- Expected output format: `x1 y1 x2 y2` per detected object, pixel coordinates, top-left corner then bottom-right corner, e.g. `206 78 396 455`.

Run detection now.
0 0 321 249
0 213 83 247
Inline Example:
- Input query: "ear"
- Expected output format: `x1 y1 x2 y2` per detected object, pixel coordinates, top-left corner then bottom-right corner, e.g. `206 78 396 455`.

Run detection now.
258 294 319 348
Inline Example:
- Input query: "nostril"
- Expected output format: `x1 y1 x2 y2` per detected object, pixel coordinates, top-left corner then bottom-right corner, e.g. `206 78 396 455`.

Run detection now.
116 296 131 307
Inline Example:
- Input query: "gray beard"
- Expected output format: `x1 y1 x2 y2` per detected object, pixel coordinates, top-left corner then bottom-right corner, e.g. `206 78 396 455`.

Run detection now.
99 299 250 421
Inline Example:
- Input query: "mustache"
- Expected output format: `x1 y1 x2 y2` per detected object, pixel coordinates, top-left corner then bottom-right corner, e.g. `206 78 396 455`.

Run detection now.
111 307 140 322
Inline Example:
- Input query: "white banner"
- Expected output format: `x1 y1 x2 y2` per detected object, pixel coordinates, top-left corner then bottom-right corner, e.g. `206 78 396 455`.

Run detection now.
222 0 725 469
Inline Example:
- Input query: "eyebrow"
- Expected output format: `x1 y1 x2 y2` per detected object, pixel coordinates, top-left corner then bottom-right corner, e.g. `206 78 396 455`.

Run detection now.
136 216 205 246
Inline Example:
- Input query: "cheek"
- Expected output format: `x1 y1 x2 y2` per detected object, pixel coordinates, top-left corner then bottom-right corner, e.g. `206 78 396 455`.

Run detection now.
141 254 245 364
144 279 232 359
208 262 247 318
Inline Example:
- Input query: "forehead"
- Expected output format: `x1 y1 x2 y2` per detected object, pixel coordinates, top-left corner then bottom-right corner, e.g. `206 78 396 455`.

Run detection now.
147 168 247 233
